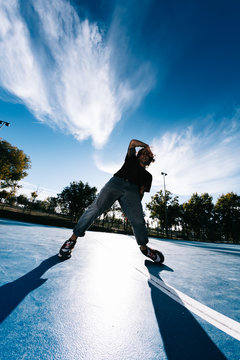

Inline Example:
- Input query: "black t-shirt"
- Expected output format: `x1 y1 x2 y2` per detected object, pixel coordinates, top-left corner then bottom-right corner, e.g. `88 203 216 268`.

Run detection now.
114 148 152 192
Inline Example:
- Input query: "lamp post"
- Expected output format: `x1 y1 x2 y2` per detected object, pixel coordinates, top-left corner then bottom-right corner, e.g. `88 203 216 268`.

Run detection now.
161 172 168 238
0 120 10 129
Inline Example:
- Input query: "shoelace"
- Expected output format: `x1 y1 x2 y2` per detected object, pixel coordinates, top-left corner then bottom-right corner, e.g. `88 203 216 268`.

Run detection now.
147 248 156 260
64 240 75 249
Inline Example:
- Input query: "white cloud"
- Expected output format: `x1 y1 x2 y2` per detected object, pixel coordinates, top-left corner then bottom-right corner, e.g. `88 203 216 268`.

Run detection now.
150 114 240 196
0 0 154 148
93 153 121 175
17 181 58 200
0 1 50 113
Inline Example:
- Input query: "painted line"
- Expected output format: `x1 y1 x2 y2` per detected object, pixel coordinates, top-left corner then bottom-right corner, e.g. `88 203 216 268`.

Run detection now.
135 267 240 341
211 250 240 255
97 238 240 341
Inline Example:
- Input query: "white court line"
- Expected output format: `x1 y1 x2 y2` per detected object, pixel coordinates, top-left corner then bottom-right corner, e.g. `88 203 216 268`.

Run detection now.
96 237 240 341
135 267 240 341
210 250 240 255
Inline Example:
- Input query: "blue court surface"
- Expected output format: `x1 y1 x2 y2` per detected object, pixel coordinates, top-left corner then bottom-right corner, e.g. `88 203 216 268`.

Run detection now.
0 218 240 360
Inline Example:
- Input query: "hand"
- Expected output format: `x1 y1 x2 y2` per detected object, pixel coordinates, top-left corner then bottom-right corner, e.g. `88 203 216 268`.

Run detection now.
128 139 154 159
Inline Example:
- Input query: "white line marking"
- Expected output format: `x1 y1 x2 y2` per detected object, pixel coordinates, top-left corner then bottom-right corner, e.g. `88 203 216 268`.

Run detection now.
97 238 240 341
136 267 240 341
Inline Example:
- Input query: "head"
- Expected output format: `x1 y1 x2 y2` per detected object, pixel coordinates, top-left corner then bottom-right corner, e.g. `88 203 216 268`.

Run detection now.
137 148 155 167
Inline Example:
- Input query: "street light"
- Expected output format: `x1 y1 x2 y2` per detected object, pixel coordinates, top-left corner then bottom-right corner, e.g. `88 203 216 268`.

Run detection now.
161 172 168 238
0 120 10 129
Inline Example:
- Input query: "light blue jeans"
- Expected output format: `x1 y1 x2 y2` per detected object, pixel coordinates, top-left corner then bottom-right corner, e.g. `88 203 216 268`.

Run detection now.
73 176 149 246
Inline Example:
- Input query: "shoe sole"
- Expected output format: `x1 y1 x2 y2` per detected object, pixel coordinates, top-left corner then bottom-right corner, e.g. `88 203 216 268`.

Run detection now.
58 252 72 260
154 250 164 264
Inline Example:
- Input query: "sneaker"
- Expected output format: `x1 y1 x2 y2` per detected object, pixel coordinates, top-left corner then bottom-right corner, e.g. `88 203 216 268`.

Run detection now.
58 239 77 259
141 246 164 264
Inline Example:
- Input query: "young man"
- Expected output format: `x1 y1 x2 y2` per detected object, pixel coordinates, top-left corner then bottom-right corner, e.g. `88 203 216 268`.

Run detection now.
58 139 164 263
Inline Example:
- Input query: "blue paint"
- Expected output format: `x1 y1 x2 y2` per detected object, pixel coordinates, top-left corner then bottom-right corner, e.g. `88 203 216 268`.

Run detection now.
0 219 239 359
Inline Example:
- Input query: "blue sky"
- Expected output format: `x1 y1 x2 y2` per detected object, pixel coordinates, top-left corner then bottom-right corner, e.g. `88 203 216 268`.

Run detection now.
0 0 240 206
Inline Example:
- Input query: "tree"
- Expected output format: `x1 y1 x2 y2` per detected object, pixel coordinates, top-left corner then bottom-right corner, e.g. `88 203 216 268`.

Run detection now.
0 190 8 203
215 192 240 243
30 191 38 203
181 193 214 241
0 189 18 206
45 196 58 213
16 194 29 208
146 190 181 236
106 202 123 228
6 195 17 206
0 140 31 193
57 181 97 221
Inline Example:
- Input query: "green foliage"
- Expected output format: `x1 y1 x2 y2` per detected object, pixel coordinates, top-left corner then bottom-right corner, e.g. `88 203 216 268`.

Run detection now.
6 195 17 206
0 190 8 202
147 189 240 243
30 191 38 202
181 193 214 240
0 140 31 191
146 190 181 232
16 194 29 207
45 197 58 213
215 192 240 243
0 189 17 205
57 181 97 221
146 190 166 225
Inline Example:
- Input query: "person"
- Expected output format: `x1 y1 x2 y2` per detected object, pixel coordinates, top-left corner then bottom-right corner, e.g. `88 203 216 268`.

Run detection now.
58 139 164 263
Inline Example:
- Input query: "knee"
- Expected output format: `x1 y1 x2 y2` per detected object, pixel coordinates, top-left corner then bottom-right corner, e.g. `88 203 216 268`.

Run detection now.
130 217 146 229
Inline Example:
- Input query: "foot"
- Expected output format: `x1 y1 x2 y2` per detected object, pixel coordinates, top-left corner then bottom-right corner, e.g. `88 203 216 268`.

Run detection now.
140 246 164 264
58 239 77 260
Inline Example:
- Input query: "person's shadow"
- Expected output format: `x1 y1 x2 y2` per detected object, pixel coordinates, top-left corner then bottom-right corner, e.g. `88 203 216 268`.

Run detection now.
0 255 60 323
145 260 227 360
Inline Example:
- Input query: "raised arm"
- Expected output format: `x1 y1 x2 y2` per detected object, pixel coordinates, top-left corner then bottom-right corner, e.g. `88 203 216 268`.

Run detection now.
127 139 153 157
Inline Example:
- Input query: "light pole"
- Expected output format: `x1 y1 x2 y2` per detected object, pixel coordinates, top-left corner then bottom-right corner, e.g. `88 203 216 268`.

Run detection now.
161 172 168 238
0 120 10 129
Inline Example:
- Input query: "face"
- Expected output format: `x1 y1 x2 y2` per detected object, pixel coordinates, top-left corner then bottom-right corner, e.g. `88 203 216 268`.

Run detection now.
139 150 150 167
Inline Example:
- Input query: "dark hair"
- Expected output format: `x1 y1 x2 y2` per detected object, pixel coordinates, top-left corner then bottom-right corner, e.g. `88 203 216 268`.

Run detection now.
137 148 155 166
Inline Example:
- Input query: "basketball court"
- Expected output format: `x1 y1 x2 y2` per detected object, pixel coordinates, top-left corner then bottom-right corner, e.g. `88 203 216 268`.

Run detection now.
0 218 239 359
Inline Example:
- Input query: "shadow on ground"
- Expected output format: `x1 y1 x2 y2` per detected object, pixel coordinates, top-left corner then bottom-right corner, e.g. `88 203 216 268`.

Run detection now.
0 255 60 323
145 260 227 360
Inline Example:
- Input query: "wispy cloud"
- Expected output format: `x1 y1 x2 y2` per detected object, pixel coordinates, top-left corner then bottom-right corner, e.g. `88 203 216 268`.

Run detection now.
150 111 240 196
93 153 121 175
18 181 58 200
95 111 240 197
0 0 154 148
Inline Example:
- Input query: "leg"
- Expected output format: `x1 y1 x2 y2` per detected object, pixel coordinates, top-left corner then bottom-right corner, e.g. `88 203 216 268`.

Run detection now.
73 177 123 237
118 185 149 246
59 177 122 259
119 184 164 263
